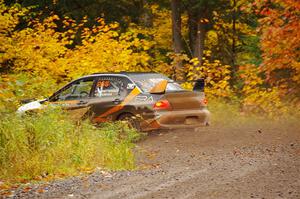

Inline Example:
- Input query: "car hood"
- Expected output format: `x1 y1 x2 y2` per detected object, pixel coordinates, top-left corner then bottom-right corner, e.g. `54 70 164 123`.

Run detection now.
17 99 45 114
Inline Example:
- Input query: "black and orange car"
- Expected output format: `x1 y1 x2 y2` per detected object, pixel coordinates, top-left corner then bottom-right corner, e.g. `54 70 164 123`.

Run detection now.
17 72 210 131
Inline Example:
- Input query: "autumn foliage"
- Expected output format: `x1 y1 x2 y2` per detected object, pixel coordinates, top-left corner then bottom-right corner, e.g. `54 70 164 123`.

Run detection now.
0 0 299 186
0 0 299 117
258 0 300 97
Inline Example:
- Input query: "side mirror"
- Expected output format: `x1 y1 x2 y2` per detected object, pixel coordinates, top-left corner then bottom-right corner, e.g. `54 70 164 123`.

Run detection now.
193 78 205 92
126 83 136 90
150 80 168 94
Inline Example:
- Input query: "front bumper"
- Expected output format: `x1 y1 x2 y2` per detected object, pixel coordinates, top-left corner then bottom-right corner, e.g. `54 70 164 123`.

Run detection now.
141 108 210 131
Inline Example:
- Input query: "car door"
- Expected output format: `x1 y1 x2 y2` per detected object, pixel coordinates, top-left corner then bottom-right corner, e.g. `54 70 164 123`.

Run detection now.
89 75 134 122
48 77 96 120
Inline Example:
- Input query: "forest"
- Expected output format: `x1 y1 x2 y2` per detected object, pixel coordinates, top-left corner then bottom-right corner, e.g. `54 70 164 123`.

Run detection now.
0 0 299 184
1 0 299 114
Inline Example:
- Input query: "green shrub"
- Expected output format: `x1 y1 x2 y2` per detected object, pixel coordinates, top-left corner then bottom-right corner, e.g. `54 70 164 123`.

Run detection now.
0 108 140 183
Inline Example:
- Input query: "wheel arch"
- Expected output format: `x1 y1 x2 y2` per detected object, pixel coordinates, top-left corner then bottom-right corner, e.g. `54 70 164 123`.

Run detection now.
114 105 139 120
116 111 135 120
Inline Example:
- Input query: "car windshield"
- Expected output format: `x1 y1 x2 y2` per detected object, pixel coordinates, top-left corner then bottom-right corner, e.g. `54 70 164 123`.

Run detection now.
128 73 185 93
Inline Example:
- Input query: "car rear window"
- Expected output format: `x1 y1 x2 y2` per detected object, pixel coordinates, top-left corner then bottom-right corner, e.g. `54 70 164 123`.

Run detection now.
128 73 185 93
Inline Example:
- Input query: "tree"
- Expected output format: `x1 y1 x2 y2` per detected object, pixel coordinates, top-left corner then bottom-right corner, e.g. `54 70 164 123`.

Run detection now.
184 0 223 65
10 0 144 25
171 0 184 77
171 0 183 54
255 0 300 97
139 0 154 27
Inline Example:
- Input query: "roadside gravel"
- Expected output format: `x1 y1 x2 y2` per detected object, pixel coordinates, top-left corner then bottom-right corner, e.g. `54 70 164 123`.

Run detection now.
4 121 300 199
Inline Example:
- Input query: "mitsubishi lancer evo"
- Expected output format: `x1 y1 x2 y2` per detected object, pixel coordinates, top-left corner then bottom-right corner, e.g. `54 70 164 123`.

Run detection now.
18 72 210 131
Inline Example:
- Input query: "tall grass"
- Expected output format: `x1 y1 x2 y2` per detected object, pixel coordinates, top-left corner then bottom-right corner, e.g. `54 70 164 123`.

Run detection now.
208 98 300 130
0 108 140 183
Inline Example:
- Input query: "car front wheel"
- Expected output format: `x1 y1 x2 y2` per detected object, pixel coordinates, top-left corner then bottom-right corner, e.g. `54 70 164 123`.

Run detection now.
117 113 141 131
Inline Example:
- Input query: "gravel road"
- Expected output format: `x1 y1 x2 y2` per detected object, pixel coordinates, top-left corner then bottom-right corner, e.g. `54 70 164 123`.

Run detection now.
5 120 300 199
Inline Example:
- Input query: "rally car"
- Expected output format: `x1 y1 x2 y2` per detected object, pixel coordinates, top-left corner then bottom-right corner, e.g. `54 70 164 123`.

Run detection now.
18 72 210 131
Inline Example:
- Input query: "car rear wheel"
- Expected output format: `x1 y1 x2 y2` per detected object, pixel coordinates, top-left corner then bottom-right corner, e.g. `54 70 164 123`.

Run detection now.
118 113 141 131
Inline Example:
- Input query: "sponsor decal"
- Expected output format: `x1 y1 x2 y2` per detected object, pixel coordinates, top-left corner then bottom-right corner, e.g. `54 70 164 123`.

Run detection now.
135 95 154 103
94 87 141 120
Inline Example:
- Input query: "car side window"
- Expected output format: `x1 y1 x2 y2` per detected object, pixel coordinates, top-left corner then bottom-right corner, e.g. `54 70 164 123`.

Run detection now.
94 76 131 98
55 78 94 101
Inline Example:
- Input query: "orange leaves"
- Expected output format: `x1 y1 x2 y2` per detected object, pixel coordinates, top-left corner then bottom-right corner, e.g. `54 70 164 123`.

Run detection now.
256 0 300 95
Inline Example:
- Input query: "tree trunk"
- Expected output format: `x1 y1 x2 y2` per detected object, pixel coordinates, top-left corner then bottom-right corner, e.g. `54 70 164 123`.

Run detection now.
232 0 236 67
195 22 206 66
139 0 153 27
171 0 183 54
171 0 183 80
188 10 197 56
188 9 206 66
230 0 237 85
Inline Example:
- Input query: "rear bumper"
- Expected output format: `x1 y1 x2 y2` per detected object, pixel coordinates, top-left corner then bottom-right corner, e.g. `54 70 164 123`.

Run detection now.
141 108 210 131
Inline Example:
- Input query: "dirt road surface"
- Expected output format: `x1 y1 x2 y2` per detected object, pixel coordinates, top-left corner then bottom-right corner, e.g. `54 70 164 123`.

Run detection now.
10 121 300 199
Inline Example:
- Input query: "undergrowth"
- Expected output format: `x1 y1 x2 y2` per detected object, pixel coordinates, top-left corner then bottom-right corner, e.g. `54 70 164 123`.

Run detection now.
208 98 300 130
0 108 140 183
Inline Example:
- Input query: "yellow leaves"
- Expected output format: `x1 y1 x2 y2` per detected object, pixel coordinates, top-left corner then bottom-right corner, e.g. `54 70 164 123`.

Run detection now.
96 18 104 24
67 29 74 34
237 64 290 117
182 56 232 98
51 15 60 21
186 72 194 78
102 26 110 32
200 18 209 23
189 58 200 66
132 38 141 47
206 31 218 46
0 8 153 81
181 82 193 90
0 1 28 38
110 23 119 29
66 23 152 77
150 4 159 11
212 11 218 16
242 88 288 117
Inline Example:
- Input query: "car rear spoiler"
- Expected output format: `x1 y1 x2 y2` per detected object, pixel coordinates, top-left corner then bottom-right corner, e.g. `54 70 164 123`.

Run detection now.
192 78 205 92
149 78 205 94
176 78 205 92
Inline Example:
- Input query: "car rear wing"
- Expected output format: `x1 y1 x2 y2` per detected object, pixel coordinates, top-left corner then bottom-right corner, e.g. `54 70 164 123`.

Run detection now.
191 78 205 92
149 78 205 94
176 78 205 92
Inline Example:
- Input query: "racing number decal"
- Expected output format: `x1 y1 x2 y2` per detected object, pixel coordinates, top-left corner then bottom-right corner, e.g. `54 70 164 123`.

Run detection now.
97 80 110 88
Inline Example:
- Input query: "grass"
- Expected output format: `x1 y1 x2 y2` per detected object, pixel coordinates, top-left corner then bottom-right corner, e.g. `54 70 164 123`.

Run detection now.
0 98 298 184
208 98 300 131
0 108 140 183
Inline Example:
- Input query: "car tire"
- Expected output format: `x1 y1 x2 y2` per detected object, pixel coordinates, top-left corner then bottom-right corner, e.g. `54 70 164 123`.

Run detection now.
118 113 141 131
82 109 95 121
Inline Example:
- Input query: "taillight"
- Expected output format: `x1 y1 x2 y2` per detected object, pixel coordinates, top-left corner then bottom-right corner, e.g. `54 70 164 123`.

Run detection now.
200 98 208 106
153 100 172 110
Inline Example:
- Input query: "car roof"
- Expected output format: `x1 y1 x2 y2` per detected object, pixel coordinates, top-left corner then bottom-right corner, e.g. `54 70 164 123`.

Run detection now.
81 72 158 79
